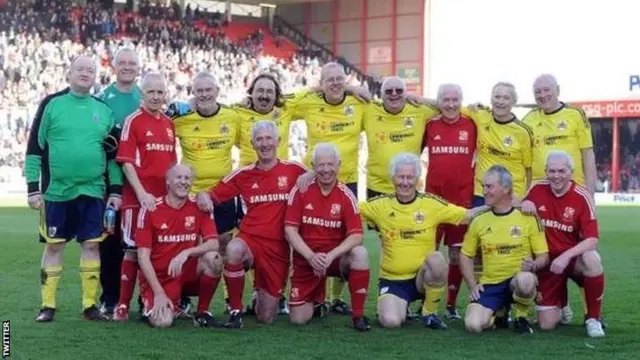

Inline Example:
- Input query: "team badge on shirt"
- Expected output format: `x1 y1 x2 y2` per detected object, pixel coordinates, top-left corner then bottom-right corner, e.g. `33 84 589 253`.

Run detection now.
48 226 57 238
459 130 468 142
277 176 288 189
503 136 514 147
563 206 575 221
403 117 414 128
330 203 342 217
220 124 229 135
184 216 196 230
509 225 522 238
344 105 354 117
557 120 567 131
413 211 425 224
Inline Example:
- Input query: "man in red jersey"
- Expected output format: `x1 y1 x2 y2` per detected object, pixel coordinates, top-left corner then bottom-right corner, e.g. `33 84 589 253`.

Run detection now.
136 164 222 328
113 72 177 321
285 143 371 331
196 120 307 328
521 151 605 338
422 83 477 320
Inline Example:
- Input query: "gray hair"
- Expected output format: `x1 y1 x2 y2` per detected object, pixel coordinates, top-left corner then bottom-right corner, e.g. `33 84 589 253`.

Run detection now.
546 150 574 171
437 83 463 104
484 165 513 194
251 120 278 140
534 74 559 89
390 153 422 178
312 143 340 165
492 82 518 103
140 72 167 91
112 47 139 67
192 71 217 87
321 62 346 80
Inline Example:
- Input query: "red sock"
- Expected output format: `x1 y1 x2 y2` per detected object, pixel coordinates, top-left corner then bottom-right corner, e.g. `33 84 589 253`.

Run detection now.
117 258 138 307
348 269 370 318
446 263 462 307
223 263 245 311
197 274 220 313
583 274 605 319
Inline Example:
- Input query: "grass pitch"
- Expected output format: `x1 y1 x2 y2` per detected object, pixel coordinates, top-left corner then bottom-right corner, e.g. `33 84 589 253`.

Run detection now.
0 207 639 360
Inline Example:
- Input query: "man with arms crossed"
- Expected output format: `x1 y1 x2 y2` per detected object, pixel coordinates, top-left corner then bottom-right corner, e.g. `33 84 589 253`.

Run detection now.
521 151 605 337
285 143 371 331
113 72 177 321
137 164 222 328
461 165 549 334
27 55 123 322
361 153 484 329
197 120 307 328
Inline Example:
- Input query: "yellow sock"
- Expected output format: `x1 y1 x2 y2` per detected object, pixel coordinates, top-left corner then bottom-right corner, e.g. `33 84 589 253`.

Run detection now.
80 259 101 310
512 293 535 319
223 280 229 300
422 283 445 315
495 307 507 318
331 277 345 301
41 265 62 309
247 269 255 289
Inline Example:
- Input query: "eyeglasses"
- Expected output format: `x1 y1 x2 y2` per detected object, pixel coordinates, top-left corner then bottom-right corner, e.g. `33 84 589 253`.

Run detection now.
384 88 404 95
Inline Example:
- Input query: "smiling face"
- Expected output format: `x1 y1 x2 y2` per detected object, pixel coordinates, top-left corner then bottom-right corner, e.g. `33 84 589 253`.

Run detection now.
313 151 340 187
192 75 218 114
114 50 139 85
546 157 573 194
69 56 96 93
251 127 279 163
141 75 166 113
321 64 346 100
381 77 406 110
491 84 517 118
250 77 277 113
166 165 194 200
533 75 560 112
482 172 510 206
393 163 418 199
438 88 462 120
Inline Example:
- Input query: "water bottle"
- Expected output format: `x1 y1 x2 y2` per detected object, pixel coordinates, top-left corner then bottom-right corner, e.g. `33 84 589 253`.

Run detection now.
104 207 117 234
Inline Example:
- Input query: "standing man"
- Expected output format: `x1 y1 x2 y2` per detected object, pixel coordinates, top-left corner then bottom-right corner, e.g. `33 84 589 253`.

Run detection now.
26 55 123 322
112 72 177 321
96 47 143 317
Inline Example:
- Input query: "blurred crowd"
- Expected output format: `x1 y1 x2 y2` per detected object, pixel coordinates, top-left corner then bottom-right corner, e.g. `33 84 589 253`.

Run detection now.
1 0 638 193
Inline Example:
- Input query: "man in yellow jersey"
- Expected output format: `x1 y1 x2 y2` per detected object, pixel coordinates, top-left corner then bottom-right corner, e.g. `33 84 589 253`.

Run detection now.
293 62 369 315
461 165 549 334
364 76 439 199
523 74 597 325
523 74 596 195
462 82 534 205
360 153 486 329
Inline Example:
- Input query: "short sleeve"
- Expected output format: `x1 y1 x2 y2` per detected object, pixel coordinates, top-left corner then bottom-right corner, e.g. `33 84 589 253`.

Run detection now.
420 104 440 123
342 190 363 236
575 110 594 149
284 89 313 120
578 193 599 240
529 216 549 255
116 114 139 164
521 124 534 168
359 200 379 229
461 220 479 258
460 106 490 126
211 174 241 203
135 208 153 249
199 210 218 241
285 187 303 227
435 202 467 226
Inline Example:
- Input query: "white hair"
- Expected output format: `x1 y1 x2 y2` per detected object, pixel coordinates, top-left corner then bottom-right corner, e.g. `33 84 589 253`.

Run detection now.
437 83 463 104
321 62 346 79
546 150 574 171
492 82 518 103
192 71 217 86
140 72 167 91
381 76 406 91
534 74 559 89
312 143 340 165
111 47 139 67
484 165 513 194
389 153 422 178
251 120 278 140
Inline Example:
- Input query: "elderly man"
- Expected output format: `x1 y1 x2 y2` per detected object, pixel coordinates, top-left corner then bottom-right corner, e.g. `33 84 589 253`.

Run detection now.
26 55 123 322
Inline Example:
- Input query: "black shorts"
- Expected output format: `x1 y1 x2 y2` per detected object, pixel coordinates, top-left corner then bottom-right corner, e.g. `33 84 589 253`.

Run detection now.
215 197 244 234
345 182 358 200
39 195 106 243
366 188 390 200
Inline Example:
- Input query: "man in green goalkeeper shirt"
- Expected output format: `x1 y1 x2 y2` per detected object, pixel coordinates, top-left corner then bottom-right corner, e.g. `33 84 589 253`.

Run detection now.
25 55 124 322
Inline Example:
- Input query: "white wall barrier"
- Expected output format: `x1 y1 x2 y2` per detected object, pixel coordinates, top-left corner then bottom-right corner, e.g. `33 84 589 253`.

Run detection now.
594 193 640 206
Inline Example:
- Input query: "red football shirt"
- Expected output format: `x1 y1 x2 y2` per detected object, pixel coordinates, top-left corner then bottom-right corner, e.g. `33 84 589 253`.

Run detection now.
423 114 477 204
136 198 218 274
116 107 177 208
524 181 599 257
285 181 363 261
210 159 307 241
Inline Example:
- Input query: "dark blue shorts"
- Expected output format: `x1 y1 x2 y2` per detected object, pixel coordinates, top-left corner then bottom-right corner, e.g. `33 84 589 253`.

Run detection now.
473 278 513 312
345 182 358 200
39 195 106 243
366 188 390 200
472 195 485 207
215 197 243 234
378 278 423 304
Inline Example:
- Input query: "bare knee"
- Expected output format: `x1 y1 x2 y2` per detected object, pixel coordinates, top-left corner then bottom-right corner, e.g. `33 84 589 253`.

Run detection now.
378 312 403 328
348 245 369 270
579 250 603 276
537 308 561 330
200 251 223 276
289 305 313 325
44 243 65 257
256 291 278 324
226 238 246 263
512 271 537 297
465 305 491 333
423 252 447 284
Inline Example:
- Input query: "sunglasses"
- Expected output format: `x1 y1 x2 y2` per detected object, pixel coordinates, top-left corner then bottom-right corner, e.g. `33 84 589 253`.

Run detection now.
384 88 404 96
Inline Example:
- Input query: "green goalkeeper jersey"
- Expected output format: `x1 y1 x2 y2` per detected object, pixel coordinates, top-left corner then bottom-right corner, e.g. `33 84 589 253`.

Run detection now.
97 83 142 124
25 88 124 202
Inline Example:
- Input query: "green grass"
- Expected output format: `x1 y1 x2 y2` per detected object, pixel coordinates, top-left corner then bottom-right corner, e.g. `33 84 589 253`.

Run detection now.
1 207 639 360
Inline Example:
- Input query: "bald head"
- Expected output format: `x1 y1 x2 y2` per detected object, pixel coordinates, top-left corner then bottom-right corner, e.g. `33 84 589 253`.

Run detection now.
533 74 560 112
381 76 407 111
68 55 97 94
166 163 194 200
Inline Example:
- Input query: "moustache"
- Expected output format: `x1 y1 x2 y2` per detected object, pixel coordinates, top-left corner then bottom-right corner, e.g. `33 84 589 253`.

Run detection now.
258 97 270 102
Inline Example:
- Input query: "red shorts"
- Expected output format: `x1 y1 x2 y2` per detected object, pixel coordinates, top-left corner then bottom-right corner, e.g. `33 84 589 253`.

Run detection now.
238 231 290 298
289 251 343 306
426 183 472 248
140 258 199 313
536 256 585 309
121 206 140 247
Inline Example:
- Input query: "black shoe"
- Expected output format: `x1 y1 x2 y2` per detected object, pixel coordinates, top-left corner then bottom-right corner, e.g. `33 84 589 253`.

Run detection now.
494 316 509 329
99 303 115 319
194 311 223 328
278 295 290 315
514 317 534 334
330 299 352 315
225 309 243 329
35 307 56 322
137 295 144 315
313 302 328 319
244 293 258 316
352 316 371 332
82 305 109 321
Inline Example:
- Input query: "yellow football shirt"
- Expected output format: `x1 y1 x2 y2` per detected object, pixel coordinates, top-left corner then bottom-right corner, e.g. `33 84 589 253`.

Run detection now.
461 108 533 198
523 103 593 186
172 105 240 193
234 90 312 166
293 93 365 184
461 208 548 285
360 193 467 280
364 102 439 194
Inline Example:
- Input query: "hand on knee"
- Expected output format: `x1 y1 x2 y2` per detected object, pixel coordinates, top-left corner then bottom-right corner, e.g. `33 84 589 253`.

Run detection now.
579 251 604 276
201 251 223 276
348 245 369 270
